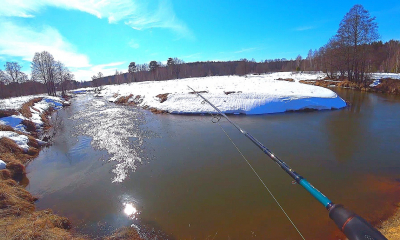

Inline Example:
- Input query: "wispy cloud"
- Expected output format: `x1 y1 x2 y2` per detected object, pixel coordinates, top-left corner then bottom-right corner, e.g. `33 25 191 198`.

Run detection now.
128 40 140 49
0 0 192 38
294 26 316 31
73 62 126 81
0 20 90 68
234 48 257 54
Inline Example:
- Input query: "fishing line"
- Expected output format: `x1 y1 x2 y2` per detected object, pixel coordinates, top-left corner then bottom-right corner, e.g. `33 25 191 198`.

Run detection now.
209 112 306 240
189 86 387 240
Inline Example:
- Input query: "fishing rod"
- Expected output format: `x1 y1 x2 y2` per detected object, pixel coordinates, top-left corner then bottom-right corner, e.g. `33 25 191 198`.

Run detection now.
188 86 387 240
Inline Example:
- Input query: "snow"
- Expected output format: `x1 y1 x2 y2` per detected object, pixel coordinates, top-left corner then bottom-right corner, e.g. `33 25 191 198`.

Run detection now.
0 160 6 170
0 115 26 132
371 73 400 80
0 131 30 152
370 80 381 87
101 73 346 114
0 96 66 149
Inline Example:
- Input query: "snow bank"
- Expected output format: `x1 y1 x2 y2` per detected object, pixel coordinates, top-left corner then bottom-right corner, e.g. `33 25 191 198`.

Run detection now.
0 97 65 130
0 96 66 148
0 160 6 170
0 131 30 151
371 73 400 80
101 73 346 114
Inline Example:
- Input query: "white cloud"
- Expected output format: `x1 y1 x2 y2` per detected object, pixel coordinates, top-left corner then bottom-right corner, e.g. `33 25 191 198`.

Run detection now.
234 48 257 54
0 19 125 81
0 0 192 38
72 62 126 81
0 20 90 68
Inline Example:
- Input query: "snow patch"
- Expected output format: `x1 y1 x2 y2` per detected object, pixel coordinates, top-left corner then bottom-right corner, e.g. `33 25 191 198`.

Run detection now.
370 80 381 87
0 131 30 152
0 160 6 170
371 73 400 80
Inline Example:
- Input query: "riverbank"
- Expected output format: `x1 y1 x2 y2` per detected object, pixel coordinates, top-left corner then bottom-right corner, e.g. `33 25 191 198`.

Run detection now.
0 96 86 239
300 77 400 95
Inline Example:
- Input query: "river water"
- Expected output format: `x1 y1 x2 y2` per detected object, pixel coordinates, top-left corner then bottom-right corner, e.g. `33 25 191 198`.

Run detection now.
26 89 400 239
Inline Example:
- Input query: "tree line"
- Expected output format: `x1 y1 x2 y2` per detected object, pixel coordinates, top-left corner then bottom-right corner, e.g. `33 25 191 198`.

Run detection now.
0 51 80 99
1 5 399 99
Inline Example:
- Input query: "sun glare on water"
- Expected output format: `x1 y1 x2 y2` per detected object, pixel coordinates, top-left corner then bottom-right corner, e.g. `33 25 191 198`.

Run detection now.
124 203 137 216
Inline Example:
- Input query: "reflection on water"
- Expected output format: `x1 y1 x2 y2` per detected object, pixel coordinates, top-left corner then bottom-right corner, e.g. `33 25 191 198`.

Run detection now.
71 95 153 182
325 90 371 162
26 90 400 239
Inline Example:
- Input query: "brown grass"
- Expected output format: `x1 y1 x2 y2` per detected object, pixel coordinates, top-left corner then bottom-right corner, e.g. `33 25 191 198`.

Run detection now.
115 94 133 104
19 97 43 118
0 210 87 240
373 78 400 95
276 77 295 82
22 119 36 133
0 169 12 180
104 227 143 240
0 109 19 118
156 93 170 103
0 124 15 131
0 179 36 217
149 107 169 114
379 205 400 240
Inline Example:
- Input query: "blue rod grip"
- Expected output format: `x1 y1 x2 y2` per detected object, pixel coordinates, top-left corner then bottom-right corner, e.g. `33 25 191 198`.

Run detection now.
299 179 332 207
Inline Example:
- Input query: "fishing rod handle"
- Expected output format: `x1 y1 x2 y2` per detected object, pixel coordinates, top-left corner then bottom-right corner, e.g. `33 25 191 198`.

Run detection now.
329 204 387 240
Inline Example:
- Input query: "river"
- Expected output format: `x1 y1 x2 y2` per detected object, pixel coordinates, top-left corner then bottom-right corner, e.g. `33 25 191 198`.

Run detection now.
26 89 400 239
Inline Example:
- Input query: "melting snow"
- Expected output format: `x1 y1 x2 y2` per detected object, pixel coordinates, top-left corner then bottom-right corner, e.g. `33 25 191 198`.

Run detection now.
101 73 346 114
0 160 6 169
0 131 30 151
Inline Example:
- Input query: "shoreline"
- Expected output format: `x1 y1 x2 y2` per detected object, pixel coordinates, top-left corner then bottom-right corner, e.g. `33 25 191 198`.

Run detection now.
0 96 143 239
299 77 400 95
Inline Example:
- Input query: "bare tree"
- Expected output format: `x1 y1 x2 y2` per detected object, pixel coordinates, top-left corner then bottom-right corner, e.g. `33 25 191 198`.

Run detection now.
3 62 26 83
55 61 74 97
336 4 379 82
31 51 57 96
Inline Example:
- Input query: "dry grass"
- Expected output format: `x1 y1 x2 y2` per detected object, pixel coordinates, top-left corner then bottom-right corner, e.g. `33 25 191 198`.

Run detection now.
0 109 19 118
0 179 36 218
0 124 15 132
275 77 295 82
373 78 400 95
0 210 87 240
379 205 400 240
22 119 36 133
115 94 133 104
104 227 143 240
19 97 43 118
149 107 169 114
156 93 170 103
0 169 12 180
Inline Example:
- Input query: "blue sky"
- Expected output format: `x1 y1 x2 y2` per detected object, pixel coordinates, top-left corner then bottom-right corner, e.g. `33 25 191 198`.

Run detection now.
0 0 399 81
